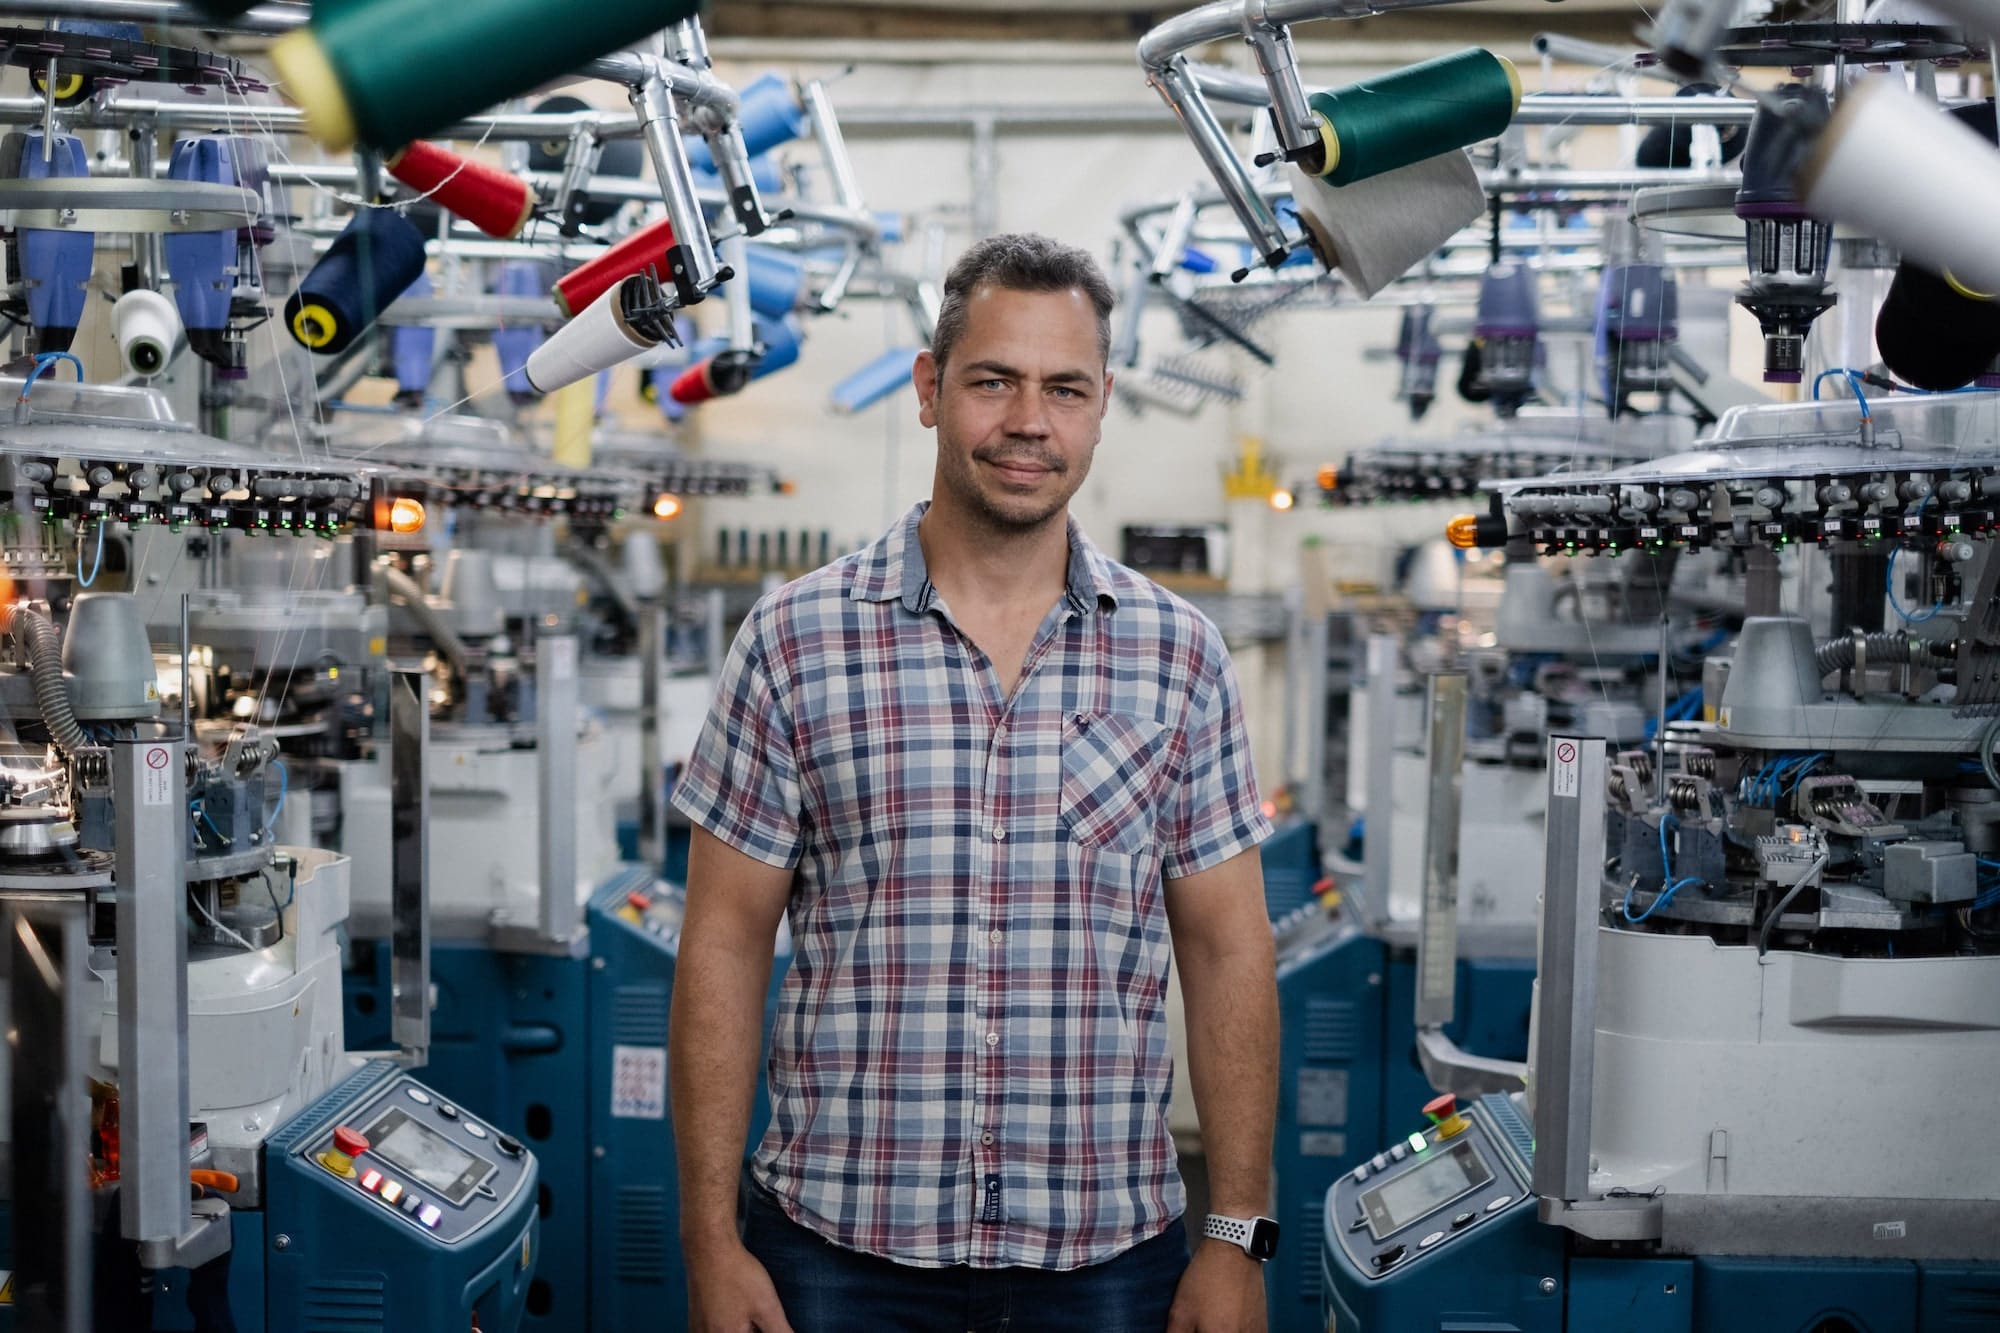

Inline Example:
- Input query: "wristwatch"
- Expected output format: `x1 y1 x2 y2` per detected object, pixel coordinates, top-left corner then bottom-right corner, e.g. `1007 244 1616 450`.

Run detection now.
1203 1212 1280 1261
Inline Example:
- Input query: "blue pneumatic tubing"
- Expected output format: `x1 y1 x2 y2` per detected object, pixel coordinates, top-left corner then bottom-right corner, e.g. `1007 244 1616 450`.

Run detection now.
830 346 921 414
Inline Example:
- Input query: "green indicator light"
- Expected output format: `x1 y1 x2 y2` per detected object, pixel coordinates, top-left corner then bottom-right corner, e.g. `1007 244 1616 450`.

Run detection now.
1407 1132 1428 1154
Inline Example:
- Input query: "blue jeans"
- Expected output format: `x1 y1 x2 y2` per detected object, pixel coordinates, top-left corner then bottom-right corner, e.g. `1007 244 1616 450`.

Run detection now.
742 1184 1191 1333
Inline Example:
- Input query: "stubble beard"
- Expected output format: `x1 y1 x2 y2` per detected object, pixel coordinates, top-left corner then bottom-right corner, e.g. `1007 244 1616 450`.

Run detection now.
939 434 1092 535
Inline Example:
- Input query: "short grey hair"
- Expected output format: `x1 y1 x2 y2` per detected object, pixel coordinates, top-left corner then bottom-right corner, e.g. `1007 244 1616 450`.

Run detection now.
930 233 1115 372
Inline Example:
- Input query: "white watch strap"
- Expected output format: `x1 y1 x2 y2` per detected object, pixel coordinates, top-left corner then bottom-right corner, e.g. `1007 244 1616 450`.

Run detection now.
1203 1213 1254 1253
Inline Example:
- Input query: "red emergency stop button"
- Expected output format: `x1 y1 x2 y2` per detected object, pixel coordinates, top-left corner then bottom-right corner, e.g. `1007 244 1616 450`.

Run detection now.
333 1125 370 1157
627 890 651 912
1423 1094 1469 1140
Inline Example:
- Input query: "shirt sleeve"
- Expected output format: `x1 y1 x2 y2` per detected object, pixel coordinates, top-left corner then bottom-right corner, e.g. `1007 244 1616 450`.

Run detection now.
1160 633 1274 881
669 610 805 869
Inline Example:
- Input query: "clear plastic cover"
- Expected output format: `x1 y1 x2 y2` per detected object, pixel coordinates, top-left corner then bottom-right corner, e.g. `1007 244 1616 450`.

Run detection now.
0 375 188 431
1489 391 2000 491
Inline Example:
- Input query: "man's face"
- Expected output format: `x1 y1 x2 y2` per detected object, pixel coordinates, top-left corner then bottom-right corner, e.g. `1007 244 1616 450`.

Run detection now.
914 284 1113 532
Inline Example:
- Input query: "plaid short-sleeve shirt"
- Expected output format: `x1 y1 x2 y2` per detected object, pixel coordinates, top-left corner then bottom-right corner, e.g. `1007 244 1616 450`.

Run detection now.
671 502 1272 1270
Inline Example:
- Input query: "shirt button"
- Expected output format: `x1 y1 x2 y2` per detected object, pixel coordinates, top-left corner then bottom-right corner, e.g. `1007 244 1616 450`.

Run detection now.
991 826 1006 841
985 1032 1000 1047
988 929 1003 945
981 1132 995 1147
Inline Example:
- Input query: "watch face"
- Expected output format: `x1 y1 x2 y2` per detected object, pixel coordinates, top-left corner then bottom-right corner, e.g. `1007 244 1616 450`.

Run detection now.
1249 1217 1280 1261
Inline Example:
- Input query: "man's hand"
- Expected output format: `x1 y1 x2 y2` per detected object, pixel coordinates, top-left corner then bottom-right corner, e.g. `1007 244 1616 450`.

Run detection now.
686 1238 795 1333
1165 1238 1268 1333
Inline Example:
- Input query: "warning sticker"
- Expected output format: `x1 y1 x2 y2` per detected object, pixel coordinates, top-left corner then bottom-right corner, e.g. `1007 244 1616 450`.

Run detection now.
141 746 174 806
610 1044 667 1120
0 1269 14 1303
1551 740 1580 798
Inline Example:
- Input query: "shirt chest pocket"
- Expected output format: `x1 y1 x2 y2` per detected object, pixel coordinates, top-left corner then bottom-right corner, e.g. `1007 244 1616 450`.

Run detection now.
1059 712 1168 856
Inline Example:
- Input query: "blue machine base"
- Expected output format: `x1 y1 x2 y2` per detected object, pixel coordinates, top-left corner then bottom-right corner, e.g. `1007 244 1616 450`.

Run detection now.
1 1063 537 1333
1269 918 1535 1332
342 868 782 1333
1333 1213 2000 1333
1320 1096 2000 1332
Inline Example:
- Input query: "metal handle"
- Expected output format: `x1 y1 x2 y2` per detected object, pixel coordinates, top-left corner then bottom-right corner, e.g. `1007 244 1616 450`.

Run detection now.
389 668 431 1067
1415 672 1467 1032
537 636 581 944
1529 734 1607 1205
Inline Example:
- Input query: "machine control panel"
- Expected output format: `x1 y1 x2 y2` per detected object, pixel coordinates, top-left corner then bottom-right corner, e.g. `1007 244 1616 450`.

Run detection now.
1330 1095 1532 1278
610 878 687 947
299 1071 530 1245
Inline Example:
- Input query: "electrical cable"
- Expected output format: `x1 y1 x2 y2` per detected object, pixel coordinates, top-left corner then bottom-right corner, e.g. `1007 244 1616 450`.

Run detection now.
1886 495 1943 623
1979 714 2000 792
262 759 288 836
190 891 261 953
1810 367 1871 419
1624 814 1704 923
18 350 84 402
76 517 105 588
262 865 288 945
1758 852 1830 957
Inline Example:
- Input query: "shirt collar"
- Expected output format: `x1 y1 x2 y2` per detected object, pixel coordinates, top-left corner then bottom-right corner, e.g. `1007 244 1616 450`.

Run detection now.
849 501 1119 616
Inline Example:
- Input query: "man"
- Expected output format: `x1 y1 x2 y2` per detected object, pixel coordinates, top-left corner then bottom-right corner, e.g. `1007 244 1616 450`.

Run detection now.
669 233 1279 1333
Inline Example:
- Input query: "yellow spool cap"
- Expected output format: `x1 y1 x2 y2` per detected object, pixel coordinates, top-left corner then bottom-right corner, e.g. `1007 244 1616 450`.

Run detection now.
1496 54 1522 114
270 29 358 154
291 303 339 350
1944 268 1999 302
1311 109 1341 181
35 71 84 100
1446 515 1480 550
551 378 595 468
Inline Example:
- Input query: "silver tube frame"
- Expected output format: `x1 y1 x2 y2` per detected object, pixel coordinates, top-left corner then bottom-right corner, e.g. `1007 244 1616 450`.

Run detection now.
113 738 192 1261
1529 734 1607 1206
1414 672 1466 1031
535 635 581 946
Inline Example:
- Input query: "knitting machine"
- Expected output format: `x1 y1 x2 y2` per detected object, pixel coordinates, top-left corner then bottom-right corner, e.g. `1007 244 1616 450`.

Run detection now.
0 387 536 1332
1323 390 2000 1331
303 414 789 1333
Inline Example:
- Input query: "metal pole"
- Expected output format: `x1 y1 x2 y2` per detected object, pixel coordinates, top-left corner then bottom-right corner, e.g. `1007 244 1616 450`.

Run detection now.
800 79 866 215
637 600 666 871
1415 673 1467 1031
969 115 999 240
630 70 721 306
1301 610 1331 829
704 588 727 683
1361 634 1400 924
1147 57 1290 271
112 738 190 1263
1530 734 1607 1205
388 669 430 1067
536 636 581 944
127 113 164 292
7 896 93 1333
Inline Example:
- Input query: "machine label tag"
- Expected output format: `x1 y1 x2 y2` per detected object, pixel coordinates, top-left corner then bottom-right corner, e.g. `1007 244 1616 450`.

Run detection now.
609 1044 666 1119
1551 741 1579 798
141 746 173 805
1873 1220 1906 1241
545 635 578 682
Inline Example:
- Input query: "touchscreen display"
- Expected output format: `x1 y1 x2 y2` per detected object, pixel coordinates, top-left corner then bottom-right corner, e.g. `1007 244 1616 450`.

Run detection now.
364 1108 495 1205
1360 1139 1492 1240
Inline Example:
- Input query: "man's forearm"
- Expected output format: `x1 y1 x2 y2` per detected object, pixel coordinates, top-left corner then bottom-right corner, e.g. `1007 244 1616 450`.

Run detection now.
1180 940 1279 1216
669 924 777 1252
